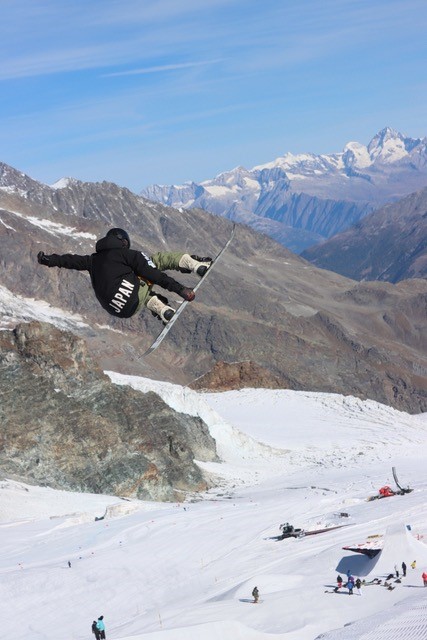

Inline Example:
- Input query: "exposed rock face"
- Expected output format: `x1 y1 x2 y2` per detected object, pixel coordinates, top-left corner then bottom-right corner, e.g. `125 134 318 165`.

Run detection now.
302 187 427 282
191 361 292 391
0 322 218 500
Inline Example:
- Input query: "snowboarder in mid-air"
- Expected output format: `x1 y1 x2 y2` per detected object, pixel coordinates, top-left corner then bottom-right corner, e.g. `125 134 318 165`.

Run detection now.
37 228 212 324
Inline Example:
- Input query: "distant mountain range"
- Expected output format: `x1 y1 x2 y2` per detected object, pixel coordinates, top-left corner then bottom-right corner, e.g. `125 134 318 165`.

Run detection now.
141 127 427 253
301 187 427 283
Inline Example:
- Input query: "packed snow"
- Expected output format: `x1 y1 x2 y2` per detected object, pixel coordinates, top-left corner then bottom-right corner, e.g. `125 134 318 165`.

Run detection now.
2 376 427 640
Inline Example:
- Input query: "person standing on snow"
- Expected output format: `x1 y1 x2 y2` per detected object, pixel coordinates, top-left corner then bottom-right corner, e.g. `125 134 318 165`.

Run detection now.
92 620 100 640
252 586 260 603
96 615 106 639
402 561 407 577
37 228 212 324
411 560 417 570
334 575 343 592
422 572 427 587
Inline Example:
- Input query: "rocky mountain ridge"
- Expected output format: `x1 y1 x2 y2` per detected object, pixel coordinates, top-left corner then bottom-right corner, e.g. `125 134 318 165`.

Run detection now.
0 162 426 414
302 187 427 283
141 127 427 253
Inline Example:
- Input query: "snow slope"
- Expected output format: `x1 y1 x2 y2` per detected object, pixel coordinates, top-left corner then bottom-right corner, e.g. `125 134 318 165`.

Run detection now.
2 380 427 640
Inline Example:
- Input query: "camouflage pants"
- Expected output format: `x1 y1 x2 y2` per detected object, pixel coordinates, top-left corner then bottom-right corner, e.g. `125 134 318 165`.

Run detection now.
136 251 184 311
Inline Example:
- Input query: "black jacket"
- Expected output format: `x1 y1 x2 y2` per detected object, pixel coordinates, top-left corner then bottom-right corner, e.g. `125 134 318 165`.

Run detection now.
46 235 184 318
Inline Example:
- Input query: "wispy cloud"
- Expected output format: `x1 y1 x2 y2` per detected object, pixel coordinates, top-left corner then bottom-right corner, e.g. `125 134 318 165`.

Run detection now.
1 0 427 190
3 1 426 81
0 0 230 81
103 59 223 78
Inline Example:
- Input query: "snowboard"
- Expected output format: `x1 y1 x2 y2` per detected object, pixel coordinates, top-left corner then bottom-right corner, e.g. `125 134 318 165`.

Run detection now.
142 223 236 357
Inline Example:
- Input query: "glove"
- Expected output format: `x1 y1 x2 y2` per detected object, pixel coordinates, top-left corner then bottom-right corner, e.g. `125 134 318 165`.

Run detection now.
178 286 195 302
191 255 212 263
37 251 51 266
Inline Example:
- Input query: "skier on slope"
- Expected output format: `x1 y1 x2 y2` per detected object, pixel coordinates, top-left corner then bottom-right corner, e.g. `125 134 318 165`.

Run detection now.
37 228 212 324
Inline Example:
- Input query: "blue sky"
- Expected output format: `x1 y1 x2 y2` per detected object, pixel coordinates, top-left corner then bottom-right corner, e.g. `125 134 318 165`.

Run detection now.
1 0 426 192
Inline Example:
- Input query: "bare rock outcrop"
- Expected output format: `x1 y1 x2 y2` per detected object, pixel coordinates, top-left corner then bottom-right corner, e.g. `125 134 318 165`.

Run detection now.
0 322 218 500
191 361 292 391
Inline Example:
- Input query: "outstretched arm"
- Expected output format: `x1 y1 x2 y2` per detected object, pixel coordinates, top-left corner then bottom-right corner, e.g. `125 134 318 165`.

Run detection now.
37 251 91 271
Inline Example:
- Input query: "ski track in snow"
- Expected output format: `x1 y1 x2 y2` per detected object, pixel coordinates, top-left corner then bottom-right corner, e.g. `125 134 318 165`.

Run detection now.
1 374 427 640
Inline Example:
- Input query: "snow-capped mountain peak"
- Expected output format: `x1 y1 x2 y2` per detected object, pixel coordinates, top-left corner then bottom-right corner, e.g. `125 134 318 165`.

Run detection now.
50 177 80 189
367 126 408 164
342 141 372 169
263 127 420 174
140 127 427 253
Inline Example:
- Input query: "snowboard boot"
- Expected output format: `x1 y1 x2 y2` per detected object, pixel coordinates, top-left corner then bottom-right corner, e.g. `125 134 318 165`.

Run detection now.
178 254 213 277
146 294 175 324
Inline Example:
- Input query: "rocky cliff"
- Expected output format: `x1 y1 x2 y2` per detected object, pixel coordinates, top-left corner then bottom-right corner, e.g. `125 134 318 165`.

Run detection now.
0 322 218 500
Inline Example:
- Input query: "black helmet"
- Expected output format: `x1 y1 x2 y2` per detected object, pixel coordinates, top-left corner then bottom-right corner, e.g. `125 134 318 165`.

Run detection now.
106 228 130 248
